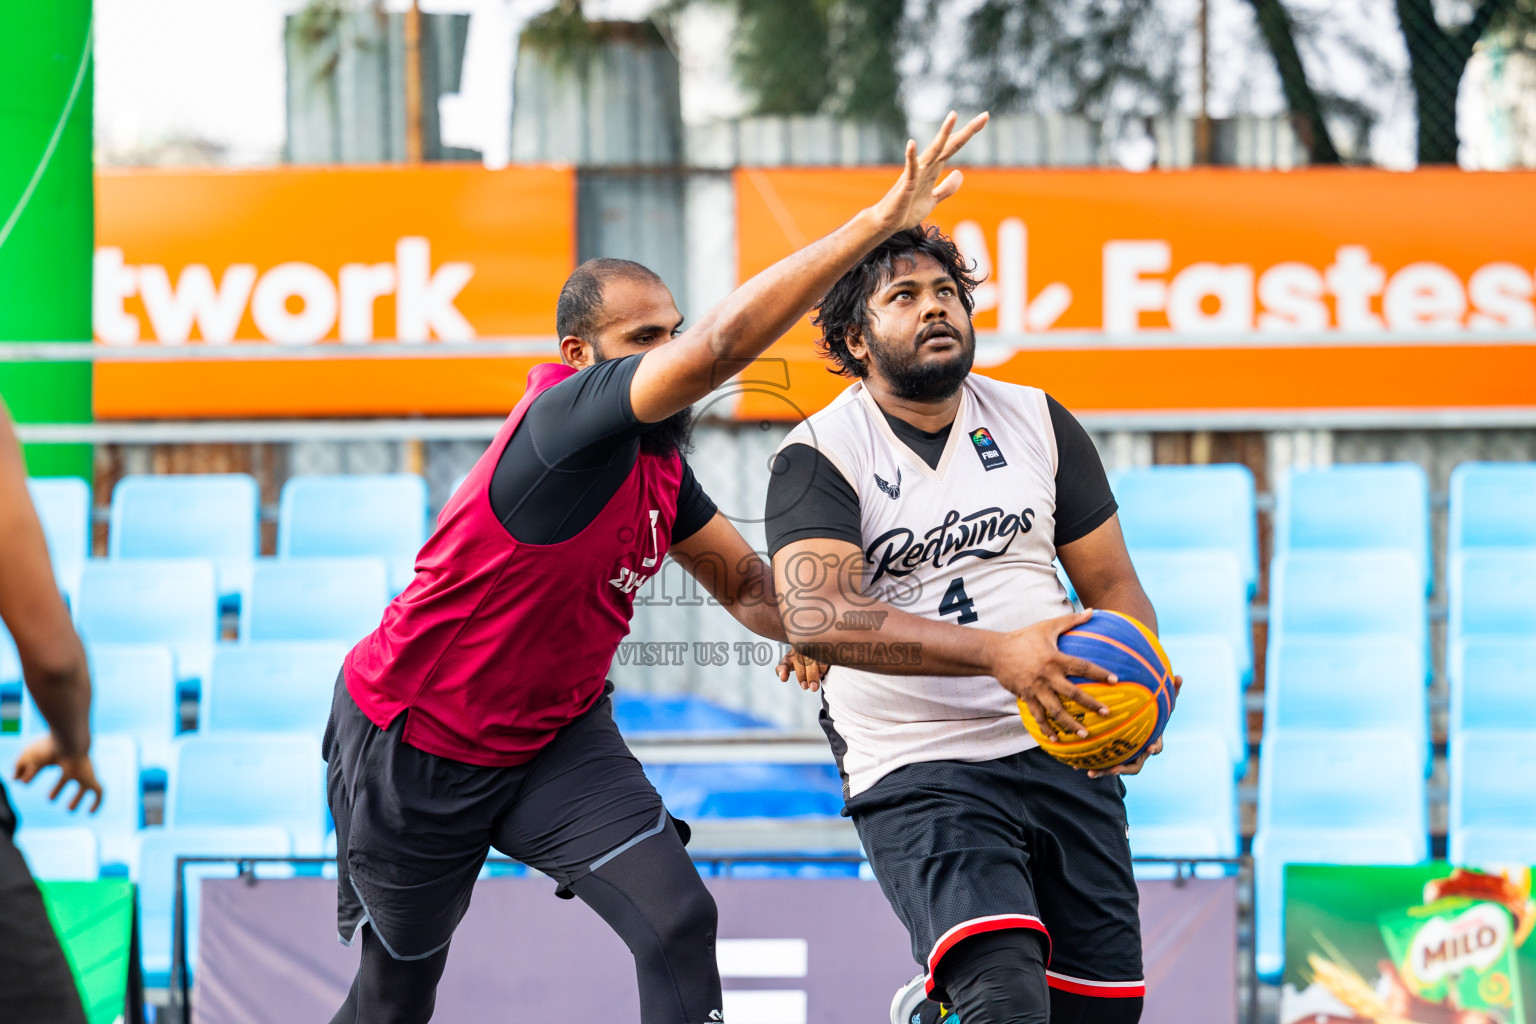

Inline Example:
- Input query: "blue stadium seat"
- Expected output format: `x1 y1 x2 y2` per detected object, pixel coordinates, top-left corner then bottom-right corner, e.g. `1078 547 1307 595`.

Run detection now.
15 827 99 881
1449 462 1536 555
652 763 845 819
21 644 178 778
1123 734 1236 859
203 642 347 738
1110 465 1258 595
0 735 141 870
611 692 772 734
0 625 18 685
1275 464 1431 592
278 474 427 595
75 559 218 685
167 733 327 854
1253 729 1427 979
240 558 389 644
1264 637 1427 767
1129 550 1251 682
135 825 292 987
1258 729 1426 835
27 477 91 606
1269 552 1427 676
1449 638 1536 735
1450 551 1536 644
109 473 259 603
1449 729 1536 866
1158 635 1244 776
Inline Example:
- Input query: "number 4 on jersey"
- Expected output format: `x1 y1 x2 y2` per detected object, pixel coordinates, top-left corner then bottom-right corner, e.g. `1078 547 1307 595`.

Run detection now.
939 577 979 625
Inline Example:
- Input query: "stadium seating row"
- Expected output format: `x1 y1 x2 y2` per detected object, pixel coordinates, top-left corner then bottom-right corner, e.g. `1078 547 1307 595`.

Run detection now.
27 472 427 608
17 642 342 777
0 558 387 687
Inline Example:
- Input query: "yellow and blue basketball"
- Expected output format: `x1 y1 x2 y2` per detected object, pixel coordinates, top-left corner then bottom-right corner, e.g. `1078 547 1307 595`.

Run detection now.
1018 609 1175 771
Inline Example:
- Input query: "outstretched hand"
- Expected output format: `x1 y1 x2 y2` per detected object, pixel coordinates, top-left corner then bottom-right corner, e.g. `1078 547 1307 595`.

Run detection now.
14 734 103 813
871 111 989 234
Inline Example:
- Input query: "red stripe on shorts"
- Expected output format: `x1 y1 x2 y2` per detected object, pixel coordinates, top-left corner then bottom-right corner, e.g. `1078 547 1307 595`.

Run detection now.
1045 971 1146 998
924 915 1052 996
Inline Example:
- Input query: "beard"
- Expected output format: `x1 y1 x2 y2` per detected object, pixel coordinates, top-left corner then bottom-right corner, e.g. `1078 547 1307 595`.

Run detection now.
866 318 975 402
641 405 694 457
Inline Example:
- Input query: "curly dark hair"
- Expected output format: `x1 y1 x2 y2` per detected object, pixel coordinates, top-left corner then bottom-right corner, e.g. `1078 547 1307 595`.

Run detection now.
810 225 982 379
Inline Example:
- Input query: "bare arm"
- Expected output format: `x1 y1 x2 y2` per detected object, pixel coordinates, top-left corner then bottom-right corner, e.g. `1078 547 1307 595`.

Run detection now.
0 407 101 810
669 513 784 642
627 112 988 425
671 515 827 689
772 537 1115 740
1057 514 1157 633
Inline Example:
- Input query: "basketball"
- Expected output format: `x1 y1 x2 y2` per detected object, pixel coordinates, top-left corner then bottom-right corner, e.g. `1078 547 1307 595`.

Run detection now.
1019 610 1176 771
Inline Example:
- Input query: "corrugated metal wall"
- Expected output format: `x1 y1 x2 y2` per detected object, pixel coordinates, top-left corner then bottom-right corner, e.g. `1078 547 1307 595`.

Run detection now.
284 11 474 164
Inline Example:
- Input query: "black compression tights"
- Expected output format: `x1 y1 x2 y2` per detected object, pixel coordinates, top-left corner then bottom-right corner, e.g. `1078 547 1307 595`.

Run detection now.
936 931 1143 1024
328 821 720 1024
328 924 450 1024
566 819 722 1024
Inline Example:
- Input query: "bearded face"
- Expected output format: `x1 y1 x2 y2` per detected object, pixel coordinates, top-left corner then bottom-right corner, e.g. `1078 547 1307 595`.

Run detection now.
862 312 976 403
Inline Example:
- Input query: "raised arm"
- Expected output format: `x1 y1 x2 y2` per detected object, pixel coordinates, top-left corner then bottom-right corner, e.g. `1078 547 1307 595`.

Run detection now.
0 407 101 811
627 112 988 425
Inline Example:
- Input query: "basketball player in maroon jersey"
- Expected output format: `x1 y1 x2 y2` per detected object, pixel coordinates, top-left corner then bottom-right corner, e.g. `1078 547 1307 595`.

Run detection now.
324 112 988 1024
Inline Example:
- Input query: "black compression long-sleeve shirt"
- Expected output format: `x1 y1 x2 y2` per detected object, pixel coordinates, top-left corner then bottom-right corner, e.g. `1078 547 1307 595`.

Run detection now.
487 355 717 546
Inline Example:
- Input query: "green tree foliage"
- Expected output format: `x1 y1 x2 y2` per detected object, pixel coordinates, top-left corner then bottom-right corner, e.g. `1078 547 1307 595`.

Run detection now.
926 0 1178 123
1392 0 1524 163
728 0 907 134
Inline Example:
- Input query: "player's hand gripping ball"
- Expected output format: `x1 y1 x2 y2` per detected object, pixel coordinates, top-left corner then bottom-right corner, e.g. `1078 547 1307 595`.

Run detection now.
1018 610 1175 771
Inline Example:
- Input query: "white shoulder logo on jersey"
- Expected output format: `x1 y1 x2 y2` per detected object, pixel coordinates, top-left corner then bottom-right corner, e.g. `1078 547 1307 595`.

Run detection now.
874 468 901 500
866 504 1036 585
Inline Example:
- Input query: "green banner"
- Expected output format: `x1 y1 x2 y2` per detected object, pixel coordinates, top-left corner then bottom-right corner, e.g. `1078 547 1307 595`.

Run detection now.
39 880 137 1024
0 1 94 478
1283 864 1536 1024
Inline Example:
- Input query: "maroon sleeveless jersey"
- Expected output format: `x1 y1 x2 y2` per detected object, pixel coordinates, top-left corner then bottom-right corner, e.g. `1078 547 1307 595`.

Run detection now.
343 362 683 766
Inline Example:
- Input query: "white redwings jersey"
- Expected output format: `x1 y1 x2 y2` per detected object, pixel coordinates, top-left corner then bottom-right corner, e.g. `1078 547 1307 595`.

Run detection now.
776 374 1075 796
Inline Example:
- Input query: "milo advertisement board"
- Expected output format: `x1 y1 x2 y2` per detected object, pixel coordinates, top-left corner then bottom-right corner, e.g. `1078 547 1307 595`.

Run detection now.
1284 865 1536 1024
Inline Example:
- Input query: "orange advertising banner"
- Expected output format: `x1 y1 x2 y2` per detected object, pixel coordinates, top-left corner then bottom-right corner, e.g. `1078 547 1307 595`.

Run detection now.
735 167 1536 420
93 165 574 418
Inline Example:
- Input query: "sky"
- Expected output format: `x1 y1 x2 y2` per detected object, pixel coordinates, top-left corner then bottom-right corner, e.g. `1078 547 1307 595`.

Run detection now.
91 0 1518 170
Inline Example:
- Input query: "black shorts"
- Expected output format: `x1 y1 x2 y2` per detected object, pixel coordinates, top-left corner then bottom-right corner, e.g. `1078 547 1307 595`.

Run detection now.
848 747 1143 1005
324 673 677 960
0 786 88 1024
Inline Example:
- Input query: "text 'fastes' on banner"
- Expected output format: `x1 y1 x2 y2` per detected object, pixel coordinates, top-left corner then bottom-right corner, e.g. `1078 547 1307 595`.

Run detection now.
734 168 1536 418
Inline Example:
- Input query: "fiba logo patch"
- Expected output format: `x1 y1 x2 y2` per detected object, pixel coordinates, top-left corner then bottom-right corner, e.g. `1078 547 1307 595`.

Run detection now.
969 427 1008 471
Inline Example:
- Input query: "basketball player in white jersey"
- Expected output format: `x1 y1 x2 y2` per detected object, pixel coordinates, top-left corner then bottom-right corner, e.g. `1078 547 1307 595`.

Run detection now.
765 226 1175 1024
